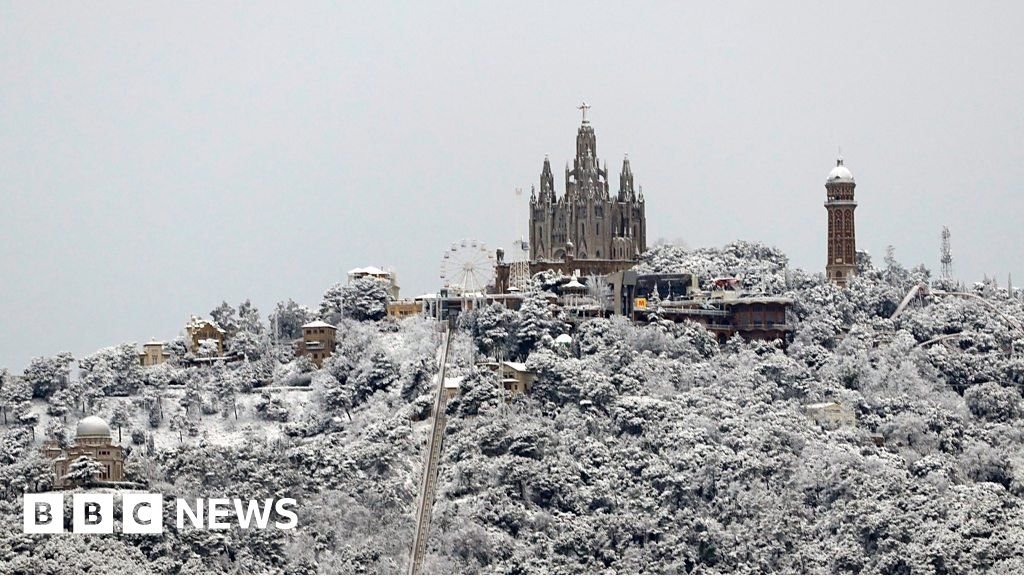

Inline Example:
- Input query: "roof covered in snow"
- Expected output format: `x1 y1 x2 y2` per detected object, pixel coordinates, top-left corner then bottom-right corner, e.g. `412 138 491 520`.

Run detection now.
348 266 391 276
502 361 530 373
563 277 586 290
77 415 111 438
302 320 336 330
827 158 854 183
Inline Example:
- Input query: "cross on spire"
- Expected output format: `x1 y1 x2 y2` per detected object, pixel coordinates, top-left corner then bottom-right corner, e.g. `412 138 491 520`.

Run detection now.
578 101 591 123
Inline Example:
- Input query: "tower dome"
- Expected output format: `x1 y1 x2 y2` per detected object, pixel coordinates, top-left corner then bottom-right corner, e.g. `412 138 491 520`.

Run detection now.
827 157 854 183
76 416 112 438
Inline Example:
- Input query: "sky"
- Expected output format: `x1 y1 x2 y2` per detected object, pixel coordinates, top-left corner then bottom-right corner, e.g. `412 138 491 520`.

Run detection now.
1 1 1022 372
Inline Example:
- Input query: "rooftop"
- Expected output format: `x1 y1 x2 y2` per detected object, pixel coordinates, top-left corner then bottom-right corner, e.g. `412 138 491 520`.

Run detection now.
827 157 854 183
302 320 336 330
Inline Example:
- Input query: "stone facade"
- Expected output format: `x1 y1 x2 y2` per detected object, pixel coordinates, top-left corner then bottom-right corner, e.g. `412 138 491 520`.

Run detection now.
825 157 857 286
529 106 646 264
186 316 225 355
139 341 170 366
43 416 124 488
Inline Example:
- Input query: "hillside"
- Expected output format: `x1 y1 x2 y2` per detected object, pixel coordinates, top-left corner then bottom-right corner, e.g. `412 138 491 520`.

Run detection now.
2 242 1024 574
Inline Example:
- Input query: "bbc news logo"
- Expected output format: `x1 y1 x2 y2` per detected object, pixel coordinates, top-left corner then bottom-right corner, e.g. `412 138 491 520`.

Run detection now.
23 493 298 534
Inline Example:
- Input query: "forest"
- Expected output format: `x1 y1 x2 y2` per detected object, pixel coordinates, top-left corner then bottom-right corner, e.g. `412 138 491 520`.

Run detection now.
2 242 1024 574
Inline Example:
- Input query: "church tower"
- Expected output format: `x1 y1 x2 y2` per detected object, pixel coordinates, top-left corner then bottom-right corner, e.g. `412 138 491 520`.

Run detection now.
529 104 647 263
825 156 857 286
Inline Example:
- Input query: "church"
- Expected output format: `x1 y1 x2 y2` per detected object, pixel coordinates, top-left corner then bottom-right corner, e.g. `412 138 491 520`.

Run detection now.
529 104 647 265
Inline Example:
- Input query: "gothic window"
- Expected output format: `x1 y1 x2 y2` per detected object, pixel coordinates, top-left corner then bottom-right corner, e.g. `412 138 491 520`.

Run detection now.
596 223 600 235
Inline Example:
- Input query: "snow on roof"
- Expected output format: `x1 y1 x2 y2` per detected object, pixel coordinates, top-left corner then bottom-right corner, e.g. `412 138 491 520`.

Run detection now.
302 320 336 330
563 278 586 289
348 266 391 276
76 415 111 437
444 376 463 389
726 296 795 305
187 316 225 333
502 361 530 372
827 158 855 183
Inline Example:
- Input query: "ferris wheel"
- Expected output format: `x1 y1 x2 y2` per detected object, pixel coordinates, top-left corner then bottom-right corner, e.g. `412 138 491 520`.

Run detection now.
440 239 496 295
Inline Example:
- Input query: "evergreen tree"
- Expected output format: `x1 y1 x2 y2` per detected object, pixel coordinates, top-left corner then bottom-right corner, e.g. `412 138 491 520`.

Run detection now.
64 455 105 486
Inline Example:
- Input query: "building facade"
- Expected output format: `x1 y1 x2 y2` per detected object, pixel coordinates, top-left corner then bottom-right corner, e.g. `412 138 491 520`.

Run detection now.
607 271 796 343
387 300 423 320
825 157 857 286
43 416 124 488
499 361 536 394
529 105 646 264
297 320 337 367
139 340 170 367
186 316 225 356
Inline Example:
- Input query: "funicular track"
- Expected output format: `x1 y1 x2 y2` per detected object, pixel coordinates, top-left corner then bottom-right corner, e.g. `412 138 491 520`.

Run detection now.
409 324 454 574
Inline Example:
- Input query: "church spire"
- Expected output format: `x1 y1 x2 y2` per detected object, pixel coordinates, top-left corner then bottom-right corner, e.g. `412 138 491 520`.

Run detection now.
539 154 555 202
619 154 635 201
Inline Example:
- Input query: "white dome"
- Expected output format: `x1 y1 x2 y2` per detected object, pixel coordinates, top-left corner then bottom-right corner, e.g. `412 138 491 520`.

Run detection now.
76 416 112 438
827 158 854 183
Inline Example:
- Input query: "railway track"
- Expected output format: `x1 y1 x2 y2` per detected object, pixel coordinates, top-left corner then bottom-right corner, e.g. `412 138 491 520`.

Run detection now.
409 325 454 574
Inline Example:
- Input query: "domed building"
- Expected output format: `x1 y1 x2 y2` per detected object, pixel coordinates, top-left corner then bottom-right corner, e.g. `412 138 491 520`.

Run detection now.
43 415 125 488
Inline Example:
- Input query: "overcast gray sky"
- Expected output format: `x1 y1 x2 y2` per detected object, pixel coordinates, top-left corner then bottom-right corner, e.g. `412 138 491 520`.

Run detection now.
2 1 1022 371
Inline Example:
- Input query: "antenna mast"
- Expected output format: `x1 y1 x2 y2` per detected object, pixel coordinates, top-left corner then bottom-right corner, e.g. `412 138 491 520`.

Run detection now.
940 226 953 281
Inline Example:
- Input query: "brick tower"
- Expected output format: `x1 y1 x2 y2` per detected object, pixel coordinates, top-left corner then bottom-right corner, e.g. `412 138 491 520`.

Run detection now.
825 157 857 286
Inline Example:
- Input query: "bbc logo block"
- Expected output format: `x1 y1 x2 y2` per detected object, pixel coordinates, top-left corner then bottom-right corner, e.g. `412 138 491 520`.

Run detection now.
123 493 163 534
23 493 64 534
24 493 164 534
23 493 296 533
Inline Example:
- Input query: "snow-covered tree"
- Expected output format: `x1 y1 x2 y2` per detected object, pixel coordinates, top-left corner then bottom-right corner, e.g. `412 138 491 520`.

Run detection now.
462 303 518 358
210 301 240 339
237 299 265 335
44 419 72 450
64 455 105 486
228 329 267 360
0 375 31 426
514 290 562 359
79 343 144 396
319 283 347 324
342 277 391 322
270 299 314 341
21 352 74 399
108 401 132 443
